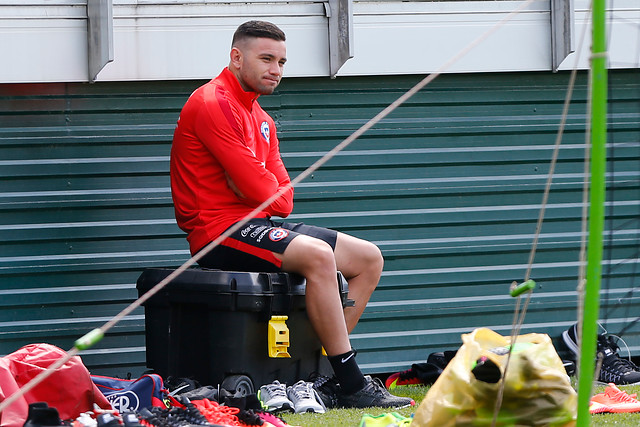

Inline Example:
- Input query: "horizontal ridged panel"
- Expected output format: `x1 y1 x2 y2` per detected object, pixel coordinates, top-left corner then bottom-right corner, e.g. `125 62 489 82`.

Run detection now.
0 81 195 375
273 71 640 372
1 70 639 378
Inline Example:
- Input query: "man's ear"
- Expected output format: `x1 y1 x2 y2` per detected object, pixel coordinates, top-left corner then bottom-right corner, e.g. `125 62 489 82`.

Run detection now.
230 47 243 69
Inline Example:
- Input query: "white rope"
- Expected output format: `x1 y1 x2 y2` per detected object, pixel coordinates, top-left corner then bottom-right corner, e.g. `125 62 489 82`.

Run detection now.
0 0 538 414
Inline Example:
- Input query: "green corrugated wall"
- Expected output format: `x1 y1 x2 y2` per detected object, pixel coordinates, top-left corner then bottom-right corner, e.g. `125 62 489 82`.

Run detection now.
1 70 639 378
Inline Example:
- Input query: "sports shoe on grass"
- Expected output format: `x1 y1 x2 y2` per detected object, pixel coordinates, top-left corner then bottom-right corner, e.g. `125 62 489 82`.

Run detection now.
258 380 294 412
257 411 300 427
385 351 456 389
385 367 424 389
339 375 415 409
309 373 340 409
589 400 611 415
561 323 581 356
389 412 413 427
597 336 640 385
590 383 640 413
562 323 640 385
286 380 326 414
359 412 413 427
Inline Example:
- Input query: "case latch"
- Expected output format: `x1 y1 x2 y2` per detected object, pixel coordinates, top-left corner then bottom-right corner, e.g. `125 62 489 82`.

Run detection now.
268 315 291 358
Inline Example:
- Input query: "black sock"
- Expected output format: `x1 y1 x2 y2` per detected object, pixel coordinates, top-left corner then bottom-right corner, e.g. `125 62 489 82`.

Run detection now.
327 349 366 394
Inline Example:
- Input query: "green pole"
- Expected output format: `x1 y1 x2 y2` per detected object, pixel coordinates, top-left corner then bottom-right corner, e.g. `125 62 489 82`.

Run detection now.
576 0 607 425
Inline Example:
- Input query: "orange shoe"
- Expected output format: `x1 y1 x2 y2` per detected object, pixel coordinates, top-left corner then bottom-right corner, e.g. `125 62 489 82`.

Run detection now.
590 383 640 413
589 401 612 414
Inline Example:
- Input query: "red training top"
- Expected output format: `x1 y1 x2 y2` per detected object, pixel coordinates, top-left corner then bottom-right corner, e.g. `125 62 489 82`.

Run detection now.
170 67 294 255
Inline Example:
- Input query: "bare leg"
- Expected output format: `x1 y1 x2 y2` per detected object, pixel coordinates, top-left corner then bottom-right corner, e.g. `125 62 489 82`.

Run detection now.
273 233 414 407
334 232 384 332
276 235 351 356
274 232 383 355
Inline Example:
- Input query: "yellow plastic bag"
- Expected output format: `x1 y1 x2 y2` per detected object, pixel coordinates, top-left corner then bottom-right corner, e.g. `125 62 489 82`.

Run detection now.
412 328 577 427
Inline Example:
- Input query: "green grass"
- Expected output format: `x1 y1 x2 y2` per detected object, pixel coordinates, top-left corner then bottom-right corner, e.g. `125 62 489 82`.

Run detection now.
284 384 423 426
282 383 640 427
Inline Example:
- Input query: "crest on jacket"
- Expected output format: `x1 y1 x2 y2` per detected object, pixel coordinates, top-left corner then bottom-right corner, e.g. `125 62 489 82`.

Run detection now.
260 121 270 143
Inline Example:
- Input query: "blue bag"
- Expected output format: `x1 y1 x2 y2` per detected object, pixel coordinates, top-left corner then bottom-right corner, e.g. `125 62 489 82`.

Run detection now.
91 373 170 412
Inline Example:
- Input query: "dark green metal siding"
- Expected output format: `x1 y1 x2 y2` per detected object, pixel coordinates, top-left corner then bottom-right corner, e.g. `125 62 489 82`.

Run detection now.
271 71 640 372
1 70 639 377
0 82 194 376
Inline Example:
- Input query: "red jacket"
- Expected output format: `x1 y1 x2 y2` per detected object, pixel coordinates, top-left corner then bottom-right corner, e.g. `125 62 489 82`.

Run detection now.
170 68 294 255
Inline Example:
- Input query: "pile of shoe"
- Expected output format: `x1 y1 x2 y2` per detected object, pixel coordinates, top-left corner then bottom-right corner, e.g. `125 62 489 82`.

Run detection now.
164 379 297 427
562 323 640 384
137 398 296 427
21 399 288 427
259 375 415 412
258 380 326 414
589 383 640 414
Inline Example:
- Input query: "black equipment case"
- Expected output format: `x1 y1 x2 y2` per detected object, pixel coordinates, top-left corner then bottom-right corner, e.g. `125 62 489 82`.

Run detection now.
136 268 350 394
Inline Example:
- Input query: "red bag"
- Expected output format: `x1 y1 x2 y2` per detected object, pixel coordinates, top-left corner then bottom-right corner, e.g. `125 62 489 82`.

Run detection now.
0 343 112 427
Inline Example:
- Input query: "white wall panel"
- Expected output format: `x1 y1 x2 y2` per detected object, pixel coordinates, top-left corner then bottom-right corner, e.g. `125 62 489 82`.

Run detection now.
98 13 329 81
0 1 638 83
0 2 88 82
342 0 552 75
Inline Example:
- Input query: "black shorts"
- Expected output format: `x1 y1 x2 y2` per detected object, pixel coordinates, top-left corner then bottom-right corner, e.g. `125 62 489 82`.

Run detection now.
197 218 338 272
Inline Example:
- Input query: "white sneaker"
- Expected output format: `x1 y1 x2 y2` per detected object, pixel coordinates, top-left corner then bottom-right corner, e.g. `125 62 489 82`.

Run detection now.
287 380 326 414
258 380 294 412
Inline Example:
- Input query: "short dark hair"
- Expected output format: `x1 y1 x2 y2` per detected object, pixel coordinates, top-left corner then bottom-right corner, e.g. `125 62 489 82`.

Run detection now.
232 20 286 47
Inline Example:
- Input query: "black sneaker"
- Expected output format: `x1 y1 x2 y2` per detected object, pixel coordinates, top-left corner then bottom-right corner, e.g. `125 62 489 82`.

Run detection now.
338 375 415 409
596 334 640 385
308 373 340 409
562 323 640 384
561 323 580 357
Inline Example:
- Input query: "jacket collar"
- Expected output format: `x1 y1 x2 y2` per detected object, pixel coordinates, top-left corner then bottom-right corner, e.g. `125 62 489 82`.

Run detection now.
218 67 260 110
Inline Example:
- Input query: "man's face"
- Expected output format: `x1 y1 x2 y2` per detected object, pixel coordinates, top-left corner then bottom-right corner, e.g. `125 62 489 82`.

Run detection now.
233 37 287 95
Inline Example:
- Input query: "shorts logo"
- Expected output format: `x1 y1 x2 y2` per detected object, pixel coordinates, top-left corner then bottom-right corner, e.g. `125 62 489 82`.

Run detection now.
241 224 256 237
269 228 289 242
260 121 270 143
251 226 267 238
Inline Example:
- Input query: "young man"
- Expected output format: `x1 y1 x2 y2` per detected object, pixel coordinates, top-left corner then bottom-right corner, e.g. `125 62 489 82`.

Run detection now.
170 20 413 409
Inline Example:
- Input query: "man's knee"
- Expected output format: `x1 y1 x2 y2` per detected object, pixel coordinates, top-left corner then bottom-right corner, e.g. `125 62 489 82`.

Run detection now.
281 235 336 274
357 240 384 275
304 239 336 269
367 242 384 269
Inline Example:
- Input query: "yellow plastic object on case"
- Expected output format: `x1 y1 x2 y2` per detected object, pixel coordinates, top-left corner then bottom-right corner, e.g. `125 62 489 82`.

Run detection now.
268 315 291 358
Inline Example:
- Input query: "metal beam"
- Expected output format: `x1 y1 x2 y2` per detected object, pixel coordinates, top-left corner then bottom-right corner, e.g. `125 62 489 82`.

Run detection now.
550 0 575 72
87 0 114 82
326 0 354 78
